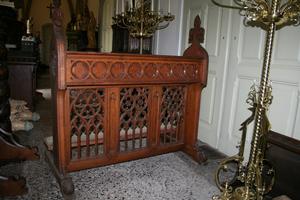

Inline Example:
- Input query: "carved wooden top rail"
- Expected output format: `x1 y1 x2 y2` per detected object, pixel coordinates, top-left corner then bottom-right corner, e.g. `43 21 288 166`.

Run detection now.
65 52 207 86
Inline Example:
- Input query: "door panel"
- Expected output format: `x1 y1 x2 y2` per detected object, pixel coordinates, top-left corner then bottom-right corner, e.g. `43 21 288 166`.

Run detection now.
205 6 222 57
182 0 231 147
238 26 264 63
200 73 217 125
269 81 299 137
274 27 300 63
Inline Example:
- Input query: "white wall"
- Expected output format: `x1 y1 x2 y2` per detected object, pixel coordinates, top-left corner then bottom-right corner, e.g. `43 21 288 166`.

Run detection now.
154 0 184 56
101 0 114 52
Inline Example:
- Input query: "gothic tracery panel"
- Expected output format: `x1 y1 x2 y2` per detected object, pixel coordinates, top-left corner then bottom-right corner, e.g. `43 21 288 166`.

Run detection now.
160 86 186 145
69 88 105 160
119 87 150 152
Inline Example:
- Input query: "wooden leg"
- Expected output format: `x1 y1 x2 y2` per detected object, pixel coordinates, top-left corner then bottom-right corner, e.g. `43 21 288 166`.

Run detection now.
45 150 75 199
0 176 28 196
183 85 207 164
183 144 207 164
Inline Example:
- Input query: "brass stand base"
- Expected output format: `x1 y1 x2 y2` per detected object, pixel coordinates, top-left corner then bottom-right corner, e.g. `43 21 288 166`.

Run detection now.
233 187 256 200
213 186 256 200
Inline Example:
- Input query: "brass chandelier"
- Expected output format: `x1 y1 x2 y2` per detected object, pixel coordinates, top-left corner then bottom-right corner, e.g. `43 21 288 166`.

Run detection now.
112 0 175 54
211 0 300 199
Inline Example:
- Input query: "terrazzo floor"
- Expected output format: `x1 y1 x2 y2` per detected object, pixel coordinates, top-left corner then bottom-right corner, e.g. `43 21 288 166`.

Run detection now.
1 86 224 200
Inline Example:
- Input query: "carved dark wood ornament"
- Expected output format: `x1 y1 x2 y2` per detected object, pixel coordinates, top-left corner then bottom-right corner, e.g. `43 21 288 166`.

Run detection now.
119 87 150 152
69 88 105 160
160 86 186 145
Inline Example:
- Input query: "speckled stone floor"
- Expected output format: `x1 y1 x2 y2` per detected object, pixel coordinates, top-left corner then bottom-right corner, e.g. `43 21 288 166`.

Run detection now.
1 85 224 200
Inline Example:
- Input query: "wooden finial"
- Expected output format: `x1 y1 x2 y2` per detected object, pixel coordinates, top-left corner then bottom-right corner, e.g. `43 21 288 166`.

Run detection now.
190 15 204 44
183 15 208 59
183 15 208 86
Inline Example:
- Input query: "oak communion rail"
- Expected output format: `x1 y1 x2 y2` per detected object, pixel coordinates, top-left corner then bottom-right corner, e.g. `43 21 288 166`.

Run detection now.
46 7 208 198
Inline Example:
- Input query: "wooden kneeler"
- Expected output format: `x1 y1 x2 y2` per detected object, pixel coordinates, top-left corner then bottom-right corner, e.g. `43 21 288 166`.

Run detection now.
0 128 39 161
0 176 27 196
0 128 39 197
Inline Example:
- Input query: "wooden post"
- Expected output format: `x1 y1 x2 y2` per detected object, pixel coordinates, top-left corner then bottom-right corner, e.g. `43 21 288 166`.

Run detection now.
183 15 209 163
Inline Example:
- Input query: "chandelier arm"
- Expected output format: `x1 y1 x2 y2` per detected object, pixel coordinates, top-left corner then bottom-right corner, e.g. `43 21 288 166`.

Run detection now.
283 1 300 15
276 0 300 28
121 17 132 29
157 23 170 30
233 0 250 7
279 0 292 12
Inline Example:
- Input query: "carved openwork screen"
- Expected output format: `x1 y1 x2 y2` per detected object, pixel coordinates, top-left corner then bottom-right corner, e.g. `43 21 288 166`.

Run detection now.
54 51 207 171
69 88 105 160
119 87 150 152
160 86 186 145
50 7 208 178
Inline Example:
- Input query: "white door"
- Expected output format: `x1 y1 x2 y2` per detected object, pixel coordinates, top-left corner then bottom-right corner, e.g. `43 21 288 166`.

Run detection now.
182 0 232 148
218 10 300 156
100 0 114 52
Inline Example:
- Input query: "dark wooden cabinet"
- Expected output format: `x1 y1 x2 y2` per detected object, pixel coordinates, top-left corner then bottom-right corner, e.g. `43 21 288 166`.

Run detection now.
7 41 39 111
0 5 37 111
265 131 300 200
0 5 23 49
8 59 36 111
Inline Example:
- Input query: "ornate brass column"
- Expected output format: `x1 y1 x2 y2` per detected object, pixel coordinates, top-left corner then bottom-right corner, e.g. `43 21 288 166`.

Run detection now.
211 0 300 199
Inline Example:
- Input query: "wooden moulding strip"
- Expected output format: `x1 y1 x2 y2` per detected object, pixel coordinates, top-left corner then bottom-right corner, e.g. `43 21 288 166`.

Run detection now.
65 53 204 86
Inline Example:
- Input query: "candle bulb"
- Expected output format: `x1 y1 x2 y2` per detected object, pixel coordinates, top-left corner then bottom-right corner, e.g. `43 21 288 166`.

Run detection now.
121 0 125 13
151 0 154 11
129 0 132 10
116 0 119 15
168 0 170 13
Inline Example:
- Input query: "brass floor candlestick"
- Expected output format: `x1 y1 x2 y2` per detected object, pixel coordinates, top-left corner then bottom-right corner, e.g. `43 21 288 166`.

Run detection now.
211 0 300 199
